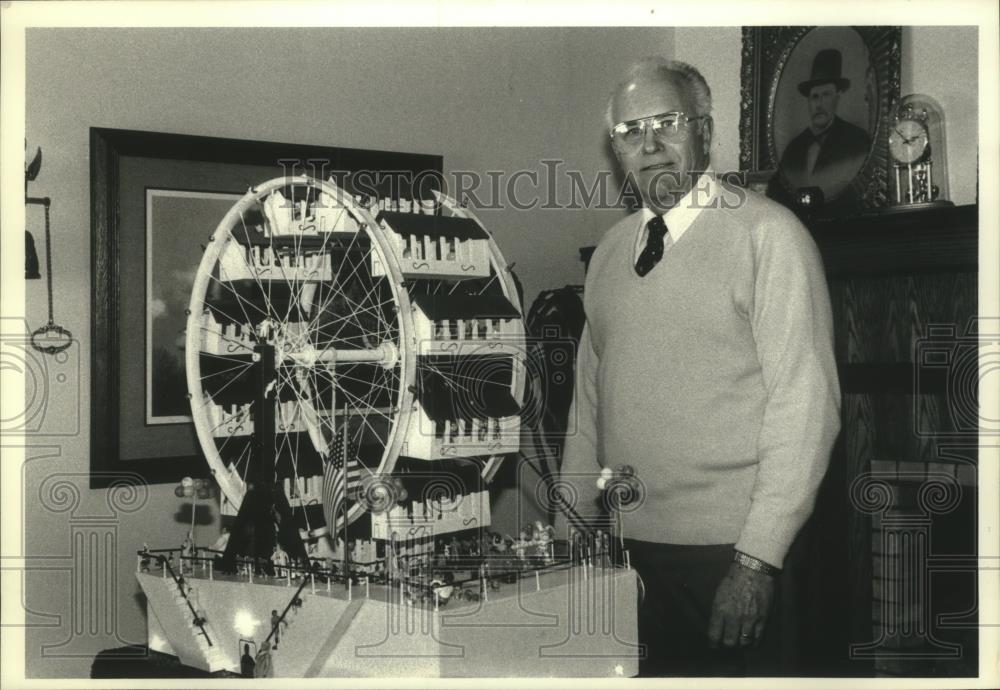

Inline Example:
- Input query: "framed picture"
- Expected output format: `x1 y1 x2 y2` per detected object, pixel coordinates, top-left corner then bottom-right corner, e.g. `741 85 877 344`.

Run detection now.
739 26 902 218
90 128 442 488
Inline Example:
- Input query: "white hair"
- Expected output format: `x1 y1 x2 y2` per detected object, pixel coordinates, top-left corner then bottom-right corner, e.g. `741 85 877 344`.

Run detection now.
605 57 713 128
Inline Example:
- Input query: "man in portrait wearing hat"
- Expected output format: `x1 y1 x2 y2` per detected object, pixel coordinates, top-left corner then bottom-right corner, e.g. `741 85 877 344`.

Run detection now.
778 48 871 198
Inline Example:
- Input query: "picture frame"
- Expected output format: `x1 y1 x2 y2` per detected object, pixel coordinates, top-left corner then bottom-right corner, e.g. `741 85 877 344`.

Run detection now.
739 26 902 218
90 127 442 488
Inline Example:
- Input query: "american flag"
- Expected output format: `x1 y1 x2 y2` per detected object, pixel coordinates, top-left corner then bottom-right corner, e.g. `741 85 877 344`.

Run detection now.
322 429 363 531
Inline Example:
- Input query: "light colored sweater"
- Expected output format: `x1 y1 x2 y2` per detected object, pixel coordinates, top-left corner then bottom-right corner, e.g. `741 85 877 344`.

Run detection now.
558 182 841 568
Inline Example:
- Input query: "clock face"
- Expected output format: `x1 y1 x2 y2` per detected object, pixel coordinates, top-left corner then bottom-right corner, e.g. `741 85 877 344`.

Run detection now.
888 119 929 164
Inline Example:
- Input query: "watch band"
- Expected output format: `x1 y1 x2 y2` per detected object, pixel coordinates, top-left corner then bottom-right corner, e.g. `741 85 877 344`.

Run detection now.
733 550 781 577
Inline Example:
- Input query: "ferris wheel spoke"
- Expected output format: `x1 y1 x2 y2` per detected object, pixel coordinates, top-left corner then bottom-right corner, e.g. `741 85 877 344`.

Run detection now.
316 244 383 316
308 283 372 343
203 405 249 439
203 268 271 324
196 362 257 401
324 280 395 344
235 440 254 485
326 363 400 403
263 224 309 330
309 229 367 324
330 368 400 404
232 210 278 309
305 275 393 346
330 213 365 272
216 433 253 469
340 379 394 419
334 382 394 442
273 424 297 470
194 322 260 354
340 276 396 338
197 356 256 378
235 203 325 332
316 296 397 345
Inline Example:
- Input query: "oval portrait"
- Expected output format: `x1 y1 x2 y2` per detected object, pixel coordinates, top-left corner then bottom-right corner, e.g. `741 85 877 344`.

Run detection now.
771 27 875 203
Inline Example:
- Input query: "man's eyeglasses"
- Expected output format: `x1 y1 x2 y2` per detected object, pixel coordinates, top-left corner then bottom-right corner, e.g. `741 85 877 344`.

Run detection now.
610 111 708 149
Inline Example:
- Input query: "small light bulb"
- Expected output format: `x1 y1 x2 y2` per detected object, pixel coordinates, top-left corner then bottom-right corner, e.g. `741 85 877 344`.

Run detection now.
233 610 261 637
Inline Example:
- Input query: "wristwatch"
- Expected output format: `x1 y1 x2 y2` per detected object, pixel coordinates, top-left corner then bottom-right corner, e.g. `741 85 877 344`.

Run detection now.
733 550 781 577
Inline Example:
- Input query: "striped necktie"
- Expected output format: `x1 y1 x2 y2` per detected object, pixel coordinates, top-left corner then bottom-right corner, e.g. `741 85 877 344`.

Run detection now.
635 215 669 277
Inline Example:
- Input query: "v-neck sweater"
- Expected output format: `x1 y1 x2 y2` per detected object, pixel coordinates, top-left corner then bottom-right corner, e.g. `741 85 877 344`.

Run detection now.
559 186 841 568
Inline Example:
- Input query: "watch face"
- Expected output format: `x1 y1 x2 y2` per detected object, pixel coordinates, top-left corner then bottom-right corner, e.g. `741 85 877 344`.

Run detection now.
888 118 929 164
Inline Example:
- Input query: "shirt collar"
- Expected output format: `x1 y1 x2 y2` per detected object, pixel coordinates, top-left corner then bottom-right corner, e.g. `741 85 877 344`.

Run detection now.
638 168 717 244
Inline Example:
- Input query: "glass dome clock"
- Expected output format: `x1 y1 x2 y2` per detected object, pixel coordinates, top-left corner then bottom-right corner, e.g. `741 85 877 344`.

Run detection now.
887 93 952 209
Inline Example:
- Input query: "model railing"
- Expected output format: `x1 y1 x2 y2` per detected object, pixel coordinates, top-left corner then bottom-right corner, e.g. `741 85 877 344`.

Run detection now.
138 549 214 648
263 562 317 647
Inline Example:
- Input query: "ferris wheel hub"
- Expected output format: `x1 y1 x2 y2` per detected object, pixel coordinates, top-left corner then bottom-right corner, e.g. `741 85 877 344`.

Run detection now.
279 341 399 369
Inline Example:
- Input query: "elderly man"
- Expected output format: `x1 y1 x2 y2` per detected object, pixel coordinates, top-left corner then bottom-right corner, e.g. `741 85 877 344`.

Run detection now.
779 48 871 200
558 58 841 676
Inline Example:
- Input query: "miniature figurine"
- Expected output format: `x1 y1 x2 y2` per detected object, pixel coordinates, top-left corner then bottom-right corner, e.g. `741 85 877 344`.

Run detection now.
271 544 289 578
254 641 272 677
488 532 509 554
430 573 455 606
180 532 195 573
209 526 230 553
270 610 287 649
513 528 532 562
140 542 151 572
240 643 256 678
402 582 419 607
532 521 555 565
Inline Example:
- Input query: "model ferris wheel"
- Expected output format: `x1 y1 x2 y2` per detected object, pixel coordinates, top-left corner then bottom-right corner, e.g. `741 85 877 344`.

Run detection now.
184 175 525 556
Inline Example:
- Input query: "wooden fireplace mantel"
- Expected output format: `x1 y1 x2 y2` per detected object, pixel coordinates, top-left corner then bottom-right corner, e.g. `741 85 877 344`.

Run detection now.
809 203 978 278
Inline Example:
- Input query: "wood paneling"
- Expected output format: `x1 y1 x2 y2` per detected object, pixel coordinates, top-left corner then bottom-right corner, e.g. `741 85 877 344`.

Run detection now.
812 204 978 676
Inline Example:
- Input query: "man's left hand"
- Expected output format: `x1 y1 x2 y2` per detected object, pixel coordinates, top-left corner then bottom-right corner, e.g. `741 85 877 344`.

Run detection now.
707 562 775 648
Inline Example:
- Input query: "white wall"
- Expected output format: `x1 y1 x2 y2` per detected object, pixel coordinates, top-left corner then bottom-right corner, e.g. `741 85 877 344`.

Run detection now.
903 26 979 203
21 25 978 677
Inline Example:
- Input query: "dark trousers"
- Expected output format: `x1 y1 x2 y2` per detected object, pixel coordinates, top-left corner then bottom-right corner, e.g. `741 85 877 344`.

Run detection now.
624 539 784 677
